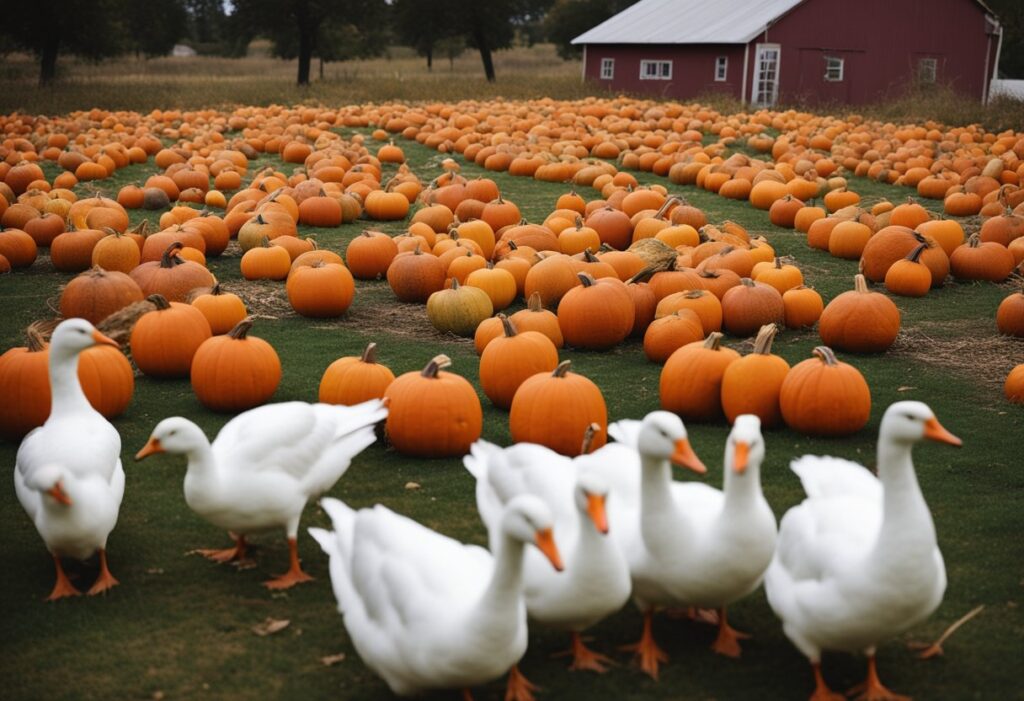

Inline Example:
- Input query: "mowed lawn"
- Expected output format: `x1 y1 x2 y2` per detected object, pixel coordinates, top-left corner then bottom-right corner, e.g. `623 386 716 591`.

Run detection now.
1 122 1022 701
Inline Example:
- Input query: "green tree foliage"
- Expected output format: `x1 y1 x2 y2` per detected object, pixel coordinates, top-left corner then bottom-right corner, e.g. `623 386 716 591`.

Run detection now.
229 0 387 85
124 0 190 59
445 0 554 82
988 0 1024 78
392 0 457 71
544 0 638 60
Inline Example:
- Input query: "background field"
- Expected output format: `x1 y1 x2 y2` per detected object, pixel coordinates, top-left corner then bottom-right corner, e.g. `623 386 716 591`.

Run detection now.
1 52 1023 701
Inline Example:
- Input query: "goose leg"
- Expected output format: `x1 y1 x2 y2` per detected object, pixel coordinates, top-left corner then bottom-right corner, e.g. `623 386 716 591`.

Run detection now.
87 549 120 595
46 554 81 601
264 537 314 590
503 664 539 701
192 533 248 564
461 689 474 701
620 609 668 680
710 607 751 658
848 655 910 701
553 632 615 673
808 662 844 701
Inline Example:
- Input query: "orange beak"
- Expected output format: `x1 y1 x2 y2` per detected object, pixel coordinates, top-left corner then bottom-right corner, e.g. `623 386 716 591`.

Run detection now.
923 417 962 447
48 481 72 506
586 493 609 535
534 528 564 572
135 437 164 460
732 441 749 474
671 438 706 474
92 329 118 347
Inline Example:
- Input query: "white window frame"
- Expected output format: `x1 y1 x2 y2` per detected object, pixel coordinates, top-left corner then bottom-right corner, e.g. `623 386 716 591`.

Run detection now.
824 55 844 82
600 57 614 80
639 60 672 80
918 57 937 83
715 56 728 81
752 43 781 106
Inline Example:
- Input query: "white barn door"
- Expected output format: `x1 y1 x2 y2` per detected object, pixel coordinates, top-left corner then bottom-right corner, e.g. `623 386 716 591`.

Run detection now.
753 44 781 106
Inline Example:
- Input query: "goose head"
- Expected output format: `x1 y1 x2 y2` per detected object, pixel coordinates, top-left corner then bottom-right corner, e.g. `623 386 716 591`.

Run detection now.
726 414 765 476
50 318 118 359
574 471 610 534
24 464 73 507
502 494 564 571
136 418 210 460
880 401 962 447
637 411 706 474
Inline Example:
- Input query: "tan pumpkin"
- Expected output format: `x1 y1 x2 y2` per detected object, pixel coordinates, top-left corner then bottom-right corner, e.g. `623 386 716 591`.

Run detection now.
426 279 494 336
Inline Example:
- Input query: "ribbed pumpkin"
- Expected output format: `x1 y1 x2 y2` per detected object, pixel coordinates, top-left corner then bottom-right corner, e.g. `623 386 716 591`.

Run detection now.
557 273 634 350
383 355 482 457
465 265 517 311
524 253 581 308
0 227 38 268
660 332 740 422
721 324 790 427
782 285 824 329
819 275 900 353
949 235 1016 282
190 318 281 412
91 229 141 273
643 309 705 364
509 360 607 456
624 274 657 336
655 289 723 334
130 242 215 303
479 315 559 409
753 257 803 294
1006 364 1024 403
586 206 633 250
60 267 144 325
721 278 785 337
241 238 292 281
319 342 396 405
346 230 398 279
297 193 343 227
426 279 494 336
189 283 248 335
779 346 871 436
130 294 213 378
859 225 923 282
387 246 446 303
0 323 134 439
51 228 106 273
509 292 564 348
364 191 410 220
996 290 1024 337
884 244 932 297
287 261 355 318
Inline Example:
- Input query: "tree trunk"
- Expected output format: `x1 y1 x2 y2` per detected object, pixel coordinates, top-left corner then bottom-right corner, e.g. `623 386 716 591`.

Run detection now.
319 55 324 80
472 26 495 82
296 4 313 86
426 46 433 72
39 32 60 86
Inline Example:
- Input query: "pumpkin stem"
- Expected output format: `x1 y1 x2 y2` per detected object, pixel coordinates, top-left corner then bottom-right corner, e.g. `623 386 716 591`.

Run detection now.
574 215 584 229
582 248 600 263
740 277 755 288
905 243 928 264
580 422 601 455
577 271 597 287
774 257 783 269
359 342 380 365
703 331 725 350
685 289 705 299
853 273 869 293
451 278 461 289
421 354 452 378
653 196 680 220
147 294 171 310
527 291 544 312
966 233 981 248
260 236 271 248
552 360 572 378
813 345 840 366
752 324 779 355
25 323 48 352
499 313 518 337
160 242 185 268
628 266 657 284
227 317 255 340
508 240 519 252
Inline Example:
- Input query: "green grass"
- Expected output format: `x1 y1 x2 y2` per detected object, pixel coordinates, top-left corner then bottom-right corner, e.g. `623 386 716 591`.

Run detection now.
1 123 1023 701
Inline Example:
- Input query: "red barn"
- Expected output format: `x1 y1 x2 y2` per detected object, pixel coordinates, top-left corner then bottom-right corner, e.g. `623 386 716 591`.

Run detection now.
572 0 1004 105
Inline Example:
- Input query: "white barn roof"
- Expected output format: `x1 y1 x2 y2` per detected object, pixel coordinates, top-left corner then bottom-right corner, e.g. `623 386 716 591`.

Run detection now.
571 0 807 45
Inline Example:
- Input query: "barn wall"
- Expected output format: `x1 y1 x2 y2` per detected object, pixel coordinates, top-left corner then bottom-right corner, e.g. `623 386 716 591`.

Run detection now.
584 44 746 100
758 0 995 103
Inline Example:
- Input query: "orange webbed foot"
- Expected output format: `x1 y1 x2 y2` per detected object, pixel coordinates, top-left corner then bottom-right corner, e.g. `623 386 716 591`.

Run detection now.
710 608 751 658
46 555 81 601
620 611 668 680
554 632 615 673
263 568 314 590
504 664 539 701
86 549 119 596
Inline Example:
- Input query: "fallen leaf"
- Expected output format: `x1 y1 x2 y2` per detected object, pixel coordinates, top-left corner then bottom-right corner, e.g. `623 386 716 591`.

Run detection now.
405 482 421 490
252 618 290 636
321 653 347 666
897 386 915 392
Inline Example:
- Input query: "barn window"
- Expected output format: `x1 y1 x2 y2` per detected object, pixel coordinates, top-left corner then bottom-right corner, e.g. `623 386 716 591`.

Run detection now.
640 60 672 80
715 56 728 81
918 57 937 83
824 56 844 82
600 58 615 80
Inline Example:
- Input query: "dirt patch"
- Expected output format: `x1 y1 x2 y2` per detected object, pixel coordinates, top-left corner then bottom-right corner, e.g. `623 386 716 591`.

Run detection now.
344 293 474 346
890 319 1019 392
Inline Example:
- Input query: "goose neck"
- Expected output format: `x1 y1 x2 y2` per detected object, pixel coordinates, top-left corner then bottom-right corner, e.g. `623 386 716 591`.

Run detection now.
474 531 527 620
48 348 92 417
871 437 936 560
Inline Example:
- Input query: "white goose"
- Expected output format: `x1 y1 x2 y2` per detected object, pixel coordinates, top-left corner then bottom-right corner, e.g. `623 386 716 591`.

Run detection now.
19 462 124 600
136 399 386 589
309 491 563 701
464 440 631 673
574 410 708 679
764 401 961 701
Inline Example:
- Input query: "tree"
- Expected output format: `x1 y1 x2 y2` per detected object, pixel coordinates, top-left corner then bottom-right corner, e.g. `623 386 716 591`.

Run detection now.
448 0 553 82
544 0 638 60
988 0 1024 78
1 0 130 85
392 0 456 72
230 0 386 85
124 0 189 59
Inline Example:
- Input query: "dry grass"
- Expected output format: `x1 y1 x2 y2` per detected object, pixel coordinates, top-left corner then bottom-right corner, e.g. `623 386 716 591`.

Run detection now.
891 319 1021 392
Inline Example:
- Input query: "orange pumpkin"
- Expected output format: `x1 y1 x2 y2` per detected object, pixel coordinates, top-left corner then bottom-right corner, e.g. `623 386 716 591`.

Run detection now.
479 315 559 409
190 283 248 335
319 342 396 405
509 292 564 348
721 324 790 427
660 332 740 422
996 290 1024 338
643 309 705 364
779 346 871 436
60 267 144 325
509 360 607 457
190 318 281 412
557 273 634 350
287 261 355 317
129 294 212 378
782 285 824 329
819 275 900 353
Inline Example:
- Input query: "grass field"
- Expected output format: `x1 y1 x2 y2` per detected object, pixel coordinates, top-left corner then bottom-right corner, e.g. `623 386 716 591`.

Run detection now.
1 111 1023 701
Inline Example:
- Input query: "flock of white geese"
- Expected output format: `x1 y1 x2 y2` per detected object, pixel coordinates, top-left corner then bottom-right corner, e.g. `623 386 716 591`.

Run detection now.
14 318 965 701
